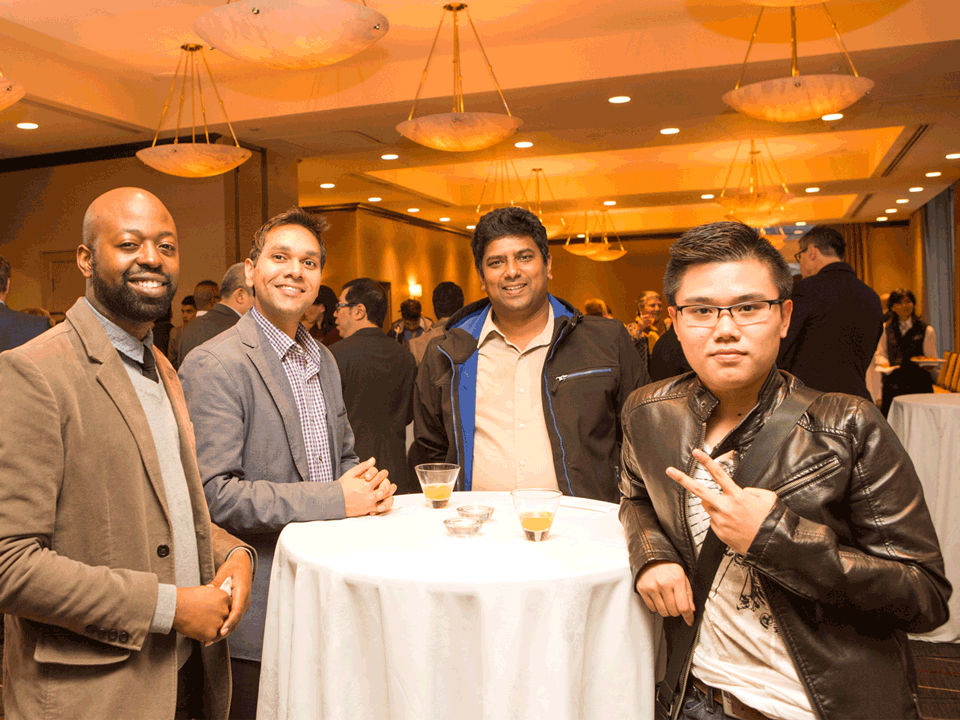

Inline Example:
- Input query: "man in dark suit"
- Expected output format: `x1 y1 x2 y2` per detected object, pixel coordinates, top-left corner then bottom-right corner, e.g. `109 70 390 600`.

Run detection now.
0 256 50 352
778 226 883 399
178 208 396 718
178 262 254 365
332 278 418 494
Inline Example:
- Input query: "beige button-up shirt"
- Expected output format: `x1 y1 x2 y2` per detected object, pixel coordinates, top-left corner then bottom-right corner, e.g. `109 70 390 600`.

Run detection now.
471 305 560 492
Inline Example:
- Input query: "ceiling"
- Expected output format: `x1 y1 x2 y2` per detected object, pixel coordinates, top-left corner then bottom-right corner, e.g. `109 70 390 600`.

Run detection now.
2 0 959 241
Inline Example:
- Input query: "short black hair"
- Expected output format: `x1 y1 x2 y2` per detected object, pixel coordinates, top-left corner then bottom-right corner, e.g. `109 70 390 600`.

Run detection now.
432 281 464 319
471 206 549 273
250 207 329 269
0 256 10 292
313 285 338 334
344 278 388 328
663 222 793 306
802 226 845 260
181 295 196 307
400 299 422 322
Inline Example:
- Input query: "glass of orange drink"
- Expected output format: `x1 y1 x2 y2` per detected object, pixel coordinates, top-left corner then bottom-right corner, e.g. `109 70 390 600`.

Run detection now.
414 463 460 508
510 489 561 541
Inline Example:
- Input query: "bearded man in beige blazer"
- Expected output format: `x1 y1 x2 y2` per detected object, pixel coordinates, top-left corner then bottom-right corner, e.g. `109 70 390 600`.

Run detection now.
0 188 255 720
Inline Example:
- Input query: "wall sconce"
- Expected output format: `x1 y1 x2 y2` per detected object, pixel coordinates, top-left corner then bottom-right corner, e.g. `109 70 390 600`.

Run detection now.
408 283 423 298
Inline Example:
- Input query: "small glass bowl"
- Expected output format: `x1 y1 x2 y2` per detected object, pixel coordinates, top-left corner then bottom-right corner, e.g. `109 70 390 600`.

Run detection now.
444 517 482 537
457 505 494 523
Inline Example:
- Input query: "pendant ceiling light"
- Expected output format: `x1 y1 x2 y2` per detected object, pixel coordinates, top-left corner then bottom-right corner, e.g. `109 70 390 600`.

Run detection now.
475 159 529 216
717 139 791 227
0 67 25 112
397 3 522 152
588 211 627 263
563 212 602 257
193 0 389 69
760 225 787 250
527 168 568 239
137 44 251 178
722 1 873 123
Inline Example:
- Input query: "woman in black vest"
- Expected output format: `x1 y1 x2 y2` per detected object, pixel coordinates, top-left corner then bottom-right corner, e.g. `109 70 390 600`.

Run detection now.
877 288 936 416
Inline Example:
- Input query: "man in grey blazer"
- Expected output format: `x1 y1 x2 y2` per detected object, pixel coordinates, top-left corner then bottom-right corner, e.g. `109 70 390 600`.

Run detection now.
178 263 254 365
179 207 396 719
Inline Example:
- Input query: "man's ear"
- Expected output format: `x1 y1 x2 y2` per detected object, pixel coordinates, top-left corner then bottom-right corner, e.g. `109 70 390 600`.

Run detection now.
77 244 94 279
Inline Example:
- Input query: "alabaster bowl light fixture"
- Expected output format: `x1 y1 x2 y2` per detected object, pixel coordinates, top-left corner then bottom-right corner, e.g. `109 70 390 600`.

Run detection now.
527 167 568 239
562 211 602 257
137 44 251 178
588 211 627 263
722 0 873 123
0 67 25 112
397 3 522 152
717 138 792 227
193 0 389 69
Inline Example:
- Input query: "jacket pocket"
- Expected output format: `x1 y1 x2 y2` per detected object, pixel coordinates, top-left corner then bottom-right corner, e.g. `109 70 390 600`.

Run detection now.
776 456 842 499
34 631 131 666
549 367 615 393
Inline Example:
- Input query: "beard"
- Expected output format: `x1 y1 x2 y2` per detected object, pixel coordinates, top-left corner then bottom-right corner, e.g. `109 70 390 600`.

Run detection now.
91 263 177 324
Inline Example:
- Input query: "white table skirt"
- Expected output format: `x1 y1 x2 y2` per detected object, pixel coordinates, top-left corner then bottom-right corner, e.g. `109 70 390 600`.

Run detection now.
257 492 658 720
888 394 960 643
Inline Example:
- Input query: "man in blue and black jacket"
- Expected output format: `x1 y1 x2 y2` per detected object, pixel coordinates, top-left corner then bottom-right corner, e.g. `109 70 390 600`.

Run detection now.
411 207 648 503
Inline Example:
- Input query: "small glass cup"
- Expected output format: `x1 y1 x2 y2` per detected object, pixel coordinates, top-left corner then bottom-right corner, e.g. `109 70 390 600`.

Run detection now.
511 488 561 541
415 463 460 508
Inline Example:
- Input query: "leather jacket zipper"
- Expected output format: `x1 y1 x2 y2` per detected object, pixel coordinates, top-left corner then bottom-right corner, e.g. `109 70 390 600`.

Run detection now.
776 456 841 499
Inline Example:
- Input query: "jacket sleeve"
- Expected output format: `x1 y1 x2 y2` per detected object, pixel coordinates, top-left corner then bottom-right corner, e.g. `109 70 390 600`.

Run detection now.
618 395 686 586
617 322 650 401
778 284 813 369
745 400 951 633
179 349 346 534
410 341 451 467
0 351 158 649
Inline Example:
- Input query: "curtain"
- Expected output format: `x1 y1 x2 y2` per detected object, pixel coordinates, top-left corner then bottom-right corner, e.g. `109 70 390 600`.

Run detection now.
839 223 871 286
921 187 956 356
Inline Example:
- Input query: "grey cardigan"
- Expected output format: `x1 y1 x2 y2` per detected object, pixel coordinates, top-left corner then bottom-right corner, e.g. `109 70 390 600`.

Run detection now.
179 312 359 661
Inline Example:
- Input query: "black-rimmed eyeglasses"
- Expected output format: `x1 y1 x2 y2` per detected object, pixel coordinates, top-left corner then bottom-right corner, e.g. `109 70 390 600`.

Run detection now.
335 302 357 310
793 246 808 263
675 299 786 327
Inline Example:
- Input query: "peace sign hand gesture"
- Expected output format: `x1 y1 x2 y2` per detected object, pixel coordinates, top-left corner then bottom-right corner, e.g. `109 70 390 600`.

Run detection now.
666 448 778 556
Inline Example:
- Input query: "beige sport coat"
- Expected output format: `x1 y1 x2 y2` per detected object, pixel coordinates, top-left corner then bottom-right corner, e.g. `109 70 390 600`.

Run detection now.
0 298 252 720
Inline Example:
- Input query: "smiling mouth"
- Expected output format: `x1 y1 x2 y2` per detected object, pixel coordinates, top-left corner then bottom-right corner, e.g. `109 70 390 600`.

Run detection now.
127 277 167 293
502 283 527 293
276 284 305 296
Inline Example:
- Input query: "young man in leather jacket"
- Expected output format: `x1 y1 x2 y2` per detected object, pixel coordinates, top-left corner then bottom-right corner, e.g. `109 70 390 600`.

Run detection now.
619 221 949 720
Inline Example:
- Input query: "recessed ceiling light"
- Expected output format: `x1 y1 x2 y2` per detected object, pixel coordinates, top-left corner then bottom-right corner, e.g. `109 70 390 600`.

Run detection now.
925 171 942 178
514 141 533 148
877 216 888 222
701 194 715 200
909 187 923 192
16 122 38 130
408 208 419 213
660 128 680 135
885 208 897 213
603 200 617 206
320 183 335 189
577 233 586 238
381 153 399 160
608 96 631 104
466 225 476 230
946 153 960 160
805 187 820 193
368 197 382 202
821 113 843 121
896 198 909 204
793 230 803 235
439 217 450 222
795 221 807 226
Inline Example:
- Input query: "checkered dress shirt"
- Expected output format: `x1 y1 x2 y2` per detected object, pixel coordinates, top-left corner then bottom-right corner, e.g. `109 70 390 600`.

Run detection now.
252 306 334 483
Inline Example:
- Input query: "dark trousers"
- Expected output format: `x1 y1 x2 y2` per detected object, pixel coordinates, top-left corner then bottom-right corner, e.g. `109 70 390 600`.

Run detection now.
175 644 205 719
229 657 262 720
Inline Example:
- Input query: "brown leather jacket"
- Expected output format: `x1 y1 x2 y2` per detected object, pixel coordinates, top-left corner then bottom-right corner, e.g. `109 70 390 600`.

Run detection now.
619 368 950 720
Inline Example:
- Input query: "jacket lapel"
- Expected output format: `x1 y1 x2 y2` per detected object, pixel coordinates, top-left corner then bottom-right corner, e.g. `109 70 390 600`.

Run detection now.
67 299 172 524
239 315 311 482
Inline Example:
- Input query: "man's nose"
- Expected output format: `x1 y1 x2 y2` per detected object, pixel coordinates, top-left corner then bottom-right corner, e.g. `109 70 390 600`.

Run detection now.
138 241 161 267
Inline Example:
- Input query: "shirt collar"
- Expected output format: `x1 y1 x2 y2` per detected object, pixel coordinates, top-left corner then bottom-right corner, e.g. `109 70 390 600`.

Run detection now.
478 303 554 352
898 316 915 333
84 298 153 364
252 305 322 366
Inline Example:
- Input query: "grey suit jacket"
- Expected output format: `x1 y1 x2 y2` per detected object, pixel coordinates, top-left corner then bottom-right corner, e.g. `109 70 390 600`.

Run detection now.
178 302 242 366
178 312 359 661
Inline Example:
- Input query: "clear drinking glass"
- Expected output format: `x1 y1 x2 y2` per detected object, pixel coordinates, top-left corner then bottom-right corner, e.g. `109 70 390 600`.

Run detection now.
511 488 561 541
415 463 460 508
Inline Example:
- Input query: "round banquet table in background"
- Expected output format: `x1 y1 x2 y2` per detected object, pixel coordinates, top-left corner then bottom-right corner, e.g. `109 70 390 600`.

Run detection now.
257 492 659 720
888 393 960 643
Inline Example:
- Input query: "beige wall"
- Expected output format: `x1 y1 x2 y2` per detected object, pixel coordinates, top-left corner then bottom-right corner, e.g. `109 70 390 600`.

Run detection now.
0 156 229 316
315 206 484 328
866 224 919 300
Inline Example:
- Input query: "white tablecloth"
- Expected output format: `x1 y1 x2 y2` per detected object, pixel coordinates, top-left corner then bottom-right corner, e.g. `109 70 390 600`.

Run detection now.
257 492 658 720
888 394 960 643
